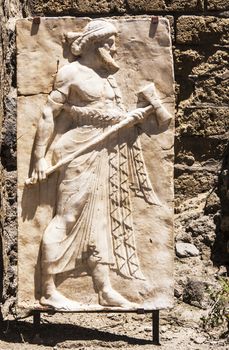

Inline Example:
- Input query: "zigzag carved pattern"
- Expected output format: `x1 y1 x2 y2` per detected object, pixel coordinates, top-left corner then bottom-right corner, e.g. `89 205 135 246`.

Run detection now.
131 138 161 206
119 143 145 280
109 144 130 277
109 140 145 280
107 77 146 279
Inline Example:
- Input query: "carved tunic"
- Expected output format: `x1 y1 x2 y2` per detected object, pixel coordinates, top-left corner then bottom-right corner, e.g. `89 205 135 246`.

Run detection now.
42 62 159 280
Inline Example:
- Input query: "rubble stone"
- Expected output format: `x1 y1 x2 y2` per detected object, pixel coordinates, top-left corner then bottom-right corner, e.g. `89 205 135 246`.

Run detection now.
176 242 200 258
204 192 221 215
182 279 208 308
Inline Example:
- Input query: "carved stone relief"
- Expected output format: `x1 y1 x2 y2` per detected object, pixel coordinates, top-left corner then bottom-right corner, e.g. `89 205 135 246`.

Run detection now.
17 17 175 311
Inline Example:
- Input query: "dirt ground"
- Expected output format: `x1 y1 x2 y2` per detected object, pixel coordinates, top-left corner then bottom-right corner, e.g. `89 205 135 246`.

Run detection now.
0 302 228 350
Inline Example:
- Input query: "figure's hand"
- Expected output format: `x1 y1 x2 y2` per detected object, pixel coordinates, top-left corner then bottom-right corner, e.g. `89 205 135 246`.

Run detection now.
104 110 124 124
31 157 49 183
127 108 146 123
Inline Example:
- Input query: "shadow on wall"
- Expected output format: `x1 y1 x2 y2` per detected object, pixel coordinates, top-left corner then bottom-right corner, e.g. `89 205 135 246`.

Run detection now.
211 141 229 274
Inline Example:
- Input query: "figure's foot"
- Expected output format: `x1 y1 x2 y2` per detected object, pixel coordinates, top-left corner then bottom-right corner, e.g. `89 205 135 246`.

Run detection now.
99 287 137 308
40 290 81 311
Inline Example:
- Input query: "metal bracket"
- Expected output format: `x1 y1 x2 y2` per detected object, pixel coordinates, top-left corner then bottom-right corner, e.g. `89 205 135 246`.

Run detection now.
136 308 145 314
152 310 160 345
33 310 41 335
32 309 160 344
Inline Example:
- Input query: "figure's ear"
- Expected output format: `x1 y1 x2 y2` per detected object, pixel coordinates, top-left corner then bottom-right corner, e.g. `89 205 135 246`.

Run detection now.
70 40 82 56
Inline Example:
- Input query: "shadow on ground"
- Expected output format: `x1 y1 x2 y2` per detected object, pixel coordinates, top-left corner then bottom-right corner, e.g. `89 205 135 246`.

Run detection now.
0 320 153 347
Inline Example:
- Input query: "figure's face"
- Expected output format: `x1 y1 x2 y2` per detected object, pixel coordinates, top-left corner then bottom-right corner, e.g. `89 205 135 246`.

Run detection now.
96 35 119 72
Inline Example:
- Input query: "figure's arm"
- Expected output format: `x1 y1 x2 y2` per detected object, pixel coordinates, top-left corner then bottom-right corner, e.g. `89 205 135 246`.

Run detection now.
63 104 125 125
31 90 66 183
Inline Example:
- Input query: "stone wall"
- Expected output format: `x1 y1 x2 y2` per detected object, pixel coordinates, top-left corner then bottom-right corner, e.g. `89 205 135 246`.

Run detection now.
0 0 228 319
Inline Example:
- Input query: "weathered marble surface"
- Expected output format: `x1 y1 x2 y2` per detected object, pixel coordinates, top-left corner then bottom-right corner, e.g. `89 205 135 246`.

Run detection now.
17 17 175 311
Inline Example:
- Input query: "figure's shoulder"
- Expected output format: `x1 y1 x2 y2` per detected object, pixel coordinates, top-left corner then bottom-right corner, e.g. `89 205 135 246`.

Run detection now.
56 61 80 80
53 62 79 93
54 61 96 94
55 61 92 84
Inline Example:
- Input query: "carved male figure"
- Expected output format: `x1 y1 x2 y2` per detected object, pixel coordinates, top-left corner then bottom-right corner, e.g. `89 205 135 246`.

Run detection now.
31 20 162 310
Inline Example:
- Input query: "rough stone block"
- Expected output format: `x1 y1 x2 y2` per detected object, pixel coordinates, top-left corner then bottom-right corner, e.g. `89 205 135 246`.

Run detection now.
176 16 229 45
207 0 229 11
127 0 204 12
193 77 229 106
30 0 126 15
1 95 17 170
175 167 217 201
177 75 229 107
175 135 227 163
176 108 229 137
187 48 228 76
175 130 226 203
174 49 204 77
175 49 229 107
174 48 229 77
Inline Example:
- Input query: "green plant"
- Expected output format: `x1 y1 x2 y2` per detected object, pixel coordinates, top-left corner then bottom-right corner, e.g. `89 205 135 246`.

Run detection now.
202 277 229 333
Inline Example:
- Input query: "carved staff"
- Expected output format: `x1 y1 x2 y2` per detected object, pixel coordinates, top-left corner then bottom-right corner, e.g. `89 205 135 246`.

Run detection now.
25 83 172 185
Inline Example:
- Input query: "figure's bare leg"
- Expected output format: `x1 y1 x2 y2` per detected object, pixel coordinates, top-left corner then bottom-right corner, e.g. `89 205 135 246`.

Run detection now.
40 270 82 311
39 215 81 311
88 257 137 308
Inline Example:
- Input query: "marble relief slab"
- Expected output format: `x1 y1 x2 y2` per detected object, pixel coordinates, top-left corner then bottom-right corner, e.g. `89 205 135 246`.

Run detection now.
17 16 175 312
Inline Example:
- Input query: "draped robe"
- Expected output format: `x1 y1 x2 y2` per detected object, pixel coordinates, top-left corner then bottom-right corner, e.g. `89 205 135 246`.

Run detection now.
42 71 160 281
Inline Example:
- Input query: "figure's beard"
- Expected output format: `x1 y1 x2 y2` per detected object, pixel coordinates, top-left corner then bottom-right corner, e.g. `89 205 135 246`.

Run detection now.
97 47 119 73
